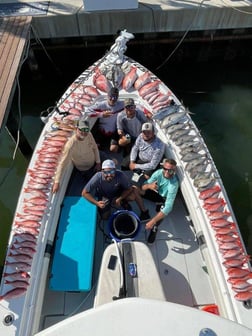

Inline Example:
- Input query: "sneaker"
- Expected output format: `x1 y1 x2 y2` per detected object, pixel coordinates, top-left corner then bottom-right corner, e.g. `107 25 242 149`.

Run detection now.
139 210 150 221
155 203 164 212
121 200 132 211
147 225 158 244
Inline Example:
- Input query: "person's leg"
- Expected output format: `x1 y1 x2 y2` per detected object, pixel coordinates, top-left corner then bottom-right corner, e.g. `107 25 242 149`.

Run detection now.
125 186 150 220
147 222 161 244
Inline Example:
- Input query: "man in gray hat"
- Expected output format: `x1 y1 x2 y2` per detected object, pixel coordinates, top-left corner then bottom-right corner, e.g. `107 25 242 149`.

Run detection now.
52 119 101 195
116 98 148 152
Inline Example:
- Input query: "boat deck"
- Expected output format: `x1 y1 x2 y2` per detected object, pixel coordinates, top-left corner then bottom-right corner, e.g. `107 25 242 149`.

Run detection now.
39 165 215 330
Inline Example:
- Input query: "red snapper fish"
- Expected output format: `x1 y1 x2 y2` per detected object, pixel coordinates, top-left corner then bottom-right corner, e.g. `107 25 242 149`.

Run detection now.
211 220 235 228
222 249 244 259
0 287 27 301
230 278 252 289
122 66 138 91
227 267 252 279
204 197 225 205
4 279 30 289
24 197 48 206
199 185 221 200
84 85 100 97
68 108 82 116
207 210 231 220
5 261 32 271
203 199 226 212
3 271 30 280
144 91 160 104
78 98 92 106
12 239 37 249
234 291 252 301
138 80 160 98
232 285 252 293
93 73 112 93
8 252 33 263
14 226 40 235
216 234 237 243
213 226 237 235
218 240 242 250
134 71 152 90
14 220 40 228
13 232 37 242
223 258 247 268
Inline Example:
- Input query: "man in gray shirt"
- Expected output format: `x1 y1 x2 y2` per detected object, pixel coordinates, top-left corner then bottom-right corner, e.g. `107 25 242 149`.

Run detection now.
82 159 150 220
124 122 165 179
116 98 148 152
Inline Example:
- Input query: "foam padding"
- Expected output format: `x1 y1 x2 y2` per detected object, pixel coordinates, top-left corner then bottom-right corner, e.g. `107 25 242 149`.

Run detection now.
50 197 97 291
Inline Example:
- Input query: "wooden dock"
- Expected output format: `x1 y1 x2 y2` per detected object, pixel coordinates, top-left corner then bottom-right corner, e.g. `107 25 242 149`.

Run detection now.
0 16 32 129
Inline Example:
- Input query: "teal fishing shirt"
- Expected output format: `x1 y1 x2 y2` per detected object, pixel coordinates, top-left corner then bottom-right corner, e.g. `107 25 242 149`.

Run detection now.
145 169 179 215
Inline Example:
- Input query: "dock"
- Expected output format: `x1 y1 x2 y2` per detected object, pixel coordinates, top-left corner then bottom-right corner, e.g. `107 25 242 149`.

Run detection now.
30 0 252 39
0 16 31 129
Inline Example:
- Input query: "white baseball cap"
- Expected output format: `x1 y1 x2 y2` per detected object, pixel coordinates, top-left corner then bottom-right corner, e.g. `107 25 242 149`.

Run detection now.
102 159 116 169
142 122 154 132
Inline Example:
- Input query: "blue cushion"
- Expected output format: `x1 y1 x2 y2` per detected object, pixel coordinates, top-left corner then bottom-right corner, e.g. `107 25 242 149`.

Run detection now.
50 197 97 291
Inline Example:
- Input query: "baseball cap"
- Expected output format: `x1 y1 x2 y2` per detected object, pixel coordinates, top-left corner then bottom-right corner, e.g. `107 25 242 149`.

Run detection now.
109 87 119 96
102 159 116 169
78 119 89 129
142 122 154 132
124 98 135 107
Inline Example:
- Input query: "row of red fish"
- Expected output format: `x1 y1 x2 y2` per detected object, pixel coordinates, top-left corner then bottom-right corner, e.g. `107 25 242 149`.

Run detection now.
199 184 252 302
56 64 171 123
121 65 172 112
0 126 73 301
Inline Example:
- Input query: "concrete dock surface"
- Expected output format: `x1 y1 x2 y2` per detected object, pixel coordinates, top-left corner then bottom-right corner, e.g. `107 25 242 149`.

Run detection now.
0 0 252 38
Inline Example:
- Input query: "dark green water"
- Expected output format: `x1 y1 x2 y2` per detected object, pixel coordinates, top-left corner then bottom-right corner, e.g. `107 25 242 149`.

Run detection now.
1 40 252 267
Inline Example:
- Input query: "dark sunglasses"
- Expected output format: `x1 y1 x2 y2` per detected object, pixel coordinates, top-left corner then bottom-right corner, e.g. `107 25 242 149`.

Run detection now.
78 127 89 132
163 168 175 174
109 95 118 100
125 105 135 109
103 169 115 175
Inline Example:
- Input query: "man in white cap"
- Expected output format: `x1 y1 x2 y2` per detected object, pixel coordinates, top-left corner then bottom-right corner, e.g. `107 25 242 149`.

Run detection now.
52 119 101 194
82 159 150 220
122 122 165 179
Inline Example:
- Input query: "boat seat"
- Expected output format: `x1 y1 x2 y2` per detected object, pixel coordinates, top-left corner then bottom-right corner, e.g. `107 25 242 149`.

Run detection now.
94 241 166 307
49 196 97 291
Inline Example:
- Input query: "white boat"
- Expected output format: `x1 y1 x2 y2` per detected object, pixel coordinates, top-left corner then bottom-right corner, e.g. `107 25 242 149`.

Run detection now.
1 30 252 336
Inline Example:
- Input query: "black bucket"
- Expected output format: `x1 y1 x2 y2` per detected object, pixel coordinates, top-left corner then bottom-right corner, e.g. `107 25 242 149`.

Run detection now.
108 210 140 241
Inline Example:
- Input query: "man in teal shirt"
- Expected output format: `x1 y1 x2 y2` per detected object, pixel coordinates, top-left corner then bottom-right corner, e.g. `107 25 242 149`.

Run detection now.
141 158 179 243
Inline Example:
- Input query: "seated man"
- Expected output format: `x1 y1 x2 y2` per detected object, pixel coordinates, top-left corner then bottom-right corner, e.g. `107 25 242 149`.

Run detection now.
82 159 150 220
123 122 165 179
116 98 148 153
141 158 179 244
52 119 101 195
86 87 124 152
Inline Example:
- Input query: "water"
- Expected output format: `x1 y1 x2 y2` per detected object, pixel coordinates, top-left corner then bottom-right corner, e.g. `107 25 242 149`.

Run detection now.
0 41 252 268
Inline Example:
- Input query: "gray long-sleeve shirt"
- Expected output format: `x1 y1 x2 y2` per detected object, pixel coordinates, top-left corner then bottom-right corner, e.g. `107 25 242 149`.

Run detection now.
130 133 165 171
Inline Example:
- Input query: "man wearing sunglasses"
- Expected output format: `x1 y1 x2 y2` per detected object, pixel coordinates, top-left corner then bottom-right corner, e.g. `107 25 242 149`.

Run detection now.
52 119 101 194
141 158 179 244
82 159 149 220
86 87 124 152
